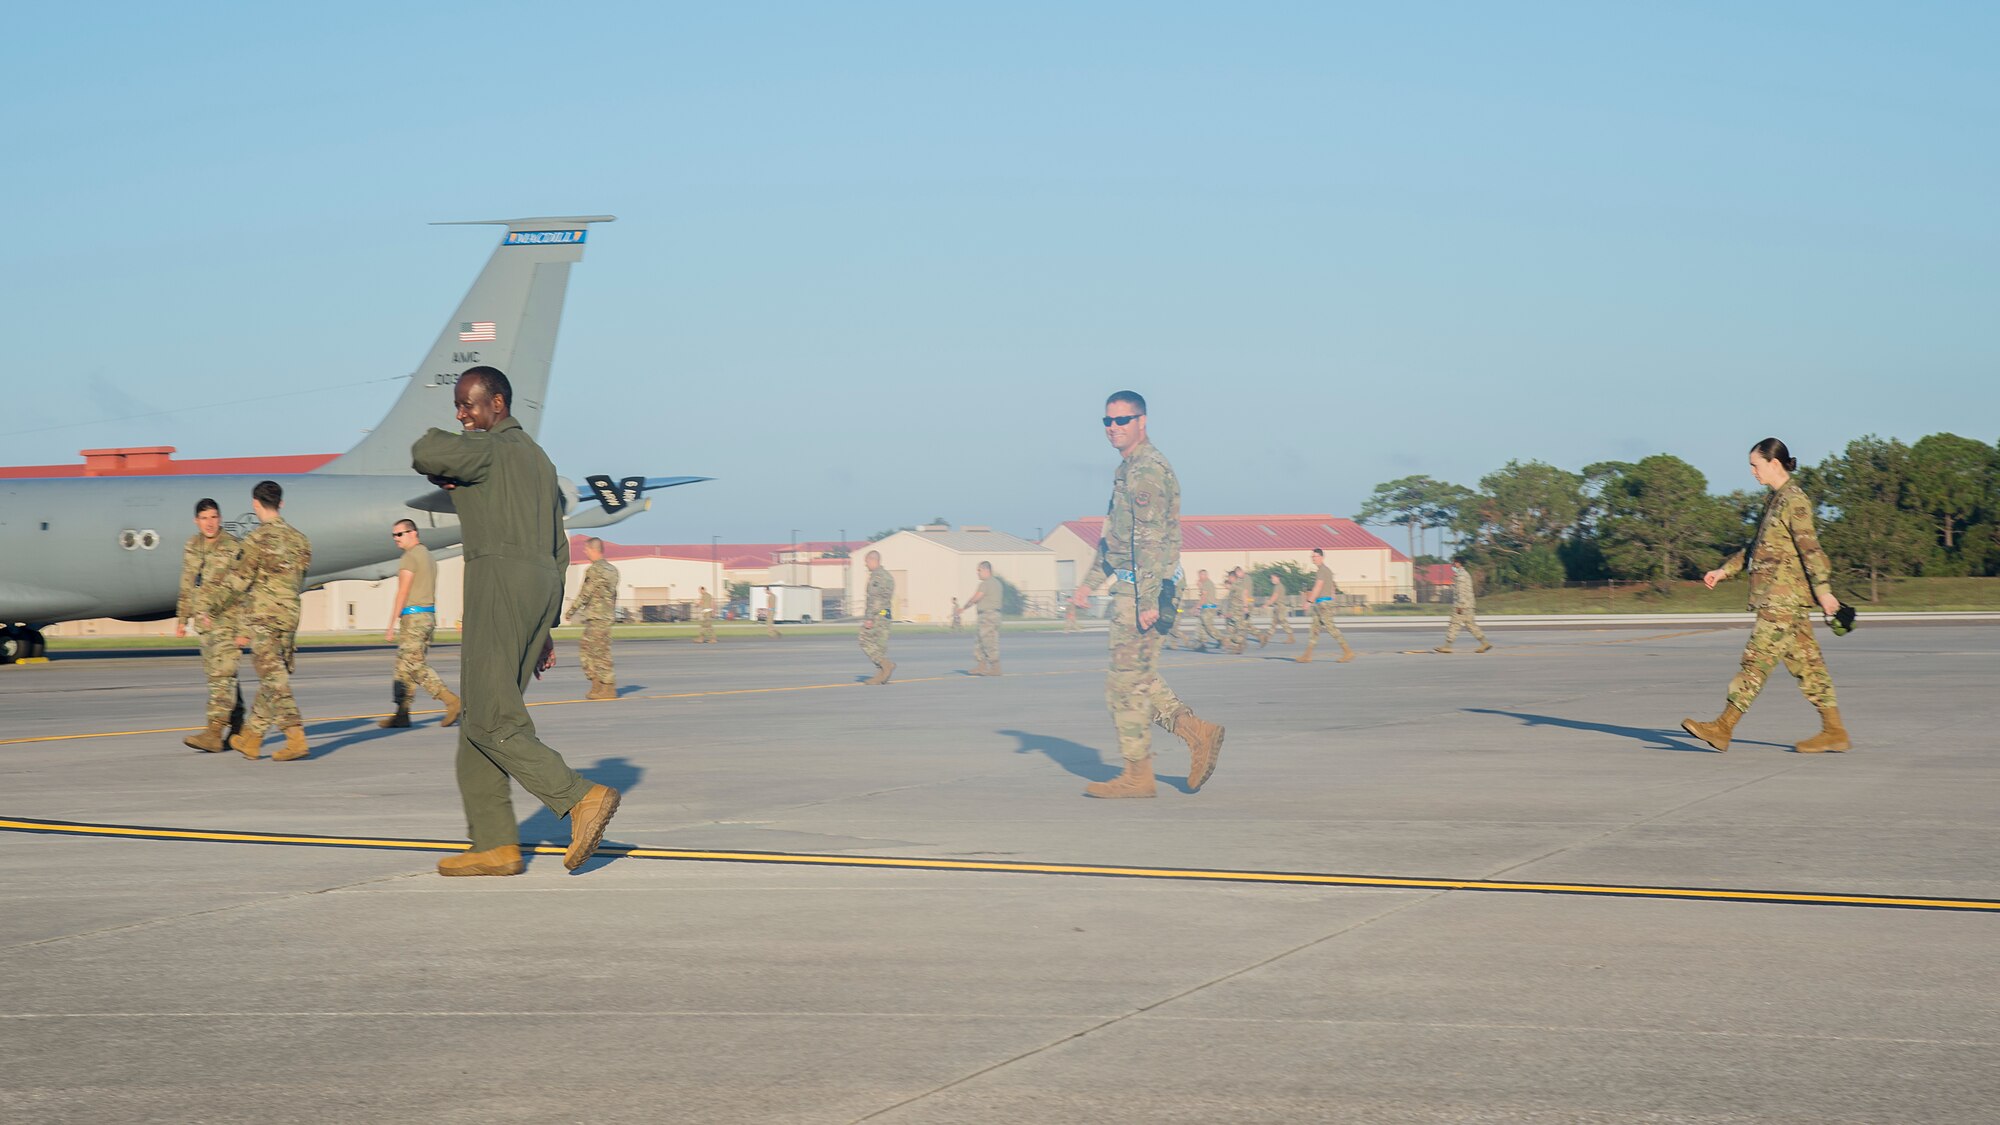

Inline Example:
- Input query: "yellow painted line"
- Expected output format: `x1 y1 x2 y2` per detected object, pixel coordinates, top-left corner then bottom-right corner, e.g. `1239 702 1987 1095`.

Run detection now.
3 815 1995 914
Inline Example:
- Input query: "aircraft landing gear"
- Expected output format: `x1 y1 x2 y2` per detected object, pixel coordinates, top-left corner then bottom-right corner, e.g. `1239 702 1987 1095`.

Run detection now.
0 625 47 664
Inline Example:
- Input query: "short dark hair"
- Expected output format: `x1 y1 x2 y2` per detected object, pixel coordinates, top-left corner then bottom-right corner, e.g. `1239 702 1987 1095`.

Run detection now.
1311 547 1324 558
252 480 283 508
585 536 603 551
1750 437 1798 473
1104 390 1147 414
393 518 418 534
194 497 219 516
461 365 513 405
978 560 992 571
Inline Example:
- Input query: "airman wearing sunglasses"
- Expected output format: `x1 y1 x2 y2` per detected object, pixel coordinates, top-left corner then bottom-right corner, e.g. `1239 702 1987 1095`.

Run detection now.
1071 391 1224 798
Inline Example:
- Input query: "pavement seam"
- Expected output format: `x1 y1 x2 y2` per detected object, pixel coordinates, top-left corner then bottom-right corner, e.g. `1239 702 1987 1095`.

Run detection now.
843 892 1447 1124
0 869 424 954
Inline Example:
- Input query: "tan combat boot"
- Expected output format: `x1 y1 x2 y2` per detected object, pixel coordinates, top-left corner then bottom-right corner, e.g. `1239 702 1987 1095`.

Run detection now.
1433 645 1453 653
1175 710 1225 791
1337 639 1356 663
1795 706 1851 753
439 688 462 728
564 784 622 870
183 722 228 753
273 726 310 761
1476 642 1494 654
585 680 617 700
437 845 524 877
1296 650 1313 664
866 660 895 686
230 726 265 760
1258 631 1270 648
1682 704 1744 753
987 661 1001 677
1084 756 1157 798
967 661 989 677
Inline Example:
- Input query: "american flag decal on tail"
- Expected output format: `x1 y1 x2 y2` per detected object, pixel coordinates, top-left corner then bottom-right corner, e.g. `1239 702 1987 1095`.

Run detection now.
458 321 497 342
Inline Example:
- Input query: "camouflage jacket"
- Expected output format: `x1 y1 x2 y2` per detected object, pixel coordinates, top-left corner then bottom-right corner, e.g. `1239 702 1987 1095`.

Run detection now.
1092 439 1181 610
178 530 242 628
1716 481 1833 610
1452 566 1476 611
698 590 715 618
865 568 895 619
571 560 618 624
1227 576 1252 613
203 517 310 630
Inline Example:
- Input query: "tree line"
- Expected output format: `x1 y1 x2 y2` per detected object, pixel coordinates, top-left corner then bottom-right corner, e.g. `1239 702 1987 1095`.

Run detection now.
1356 433 2000 601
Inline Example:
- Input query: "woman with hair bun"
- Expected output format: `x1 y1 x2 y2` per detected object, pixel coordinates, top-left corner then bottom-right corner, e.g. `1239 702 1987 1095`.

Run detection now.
1683 438 1850 753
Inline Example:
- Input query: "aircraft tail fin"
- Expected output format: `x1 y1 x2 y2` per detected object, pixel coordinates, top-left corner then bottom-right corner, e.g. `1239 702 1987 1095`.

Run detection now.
315 215 615 475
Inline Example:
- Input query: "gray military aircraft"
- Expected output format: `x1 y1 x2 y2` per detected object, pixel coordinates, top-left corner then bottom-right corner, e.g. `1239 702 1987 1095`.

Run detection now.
0 215 706 662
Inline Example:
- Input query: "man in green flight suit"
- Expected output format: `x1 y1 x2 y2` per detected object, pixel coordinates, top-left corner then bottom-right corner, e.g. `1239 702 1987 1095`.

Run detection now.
1072 390 1224 798
411 366 620 877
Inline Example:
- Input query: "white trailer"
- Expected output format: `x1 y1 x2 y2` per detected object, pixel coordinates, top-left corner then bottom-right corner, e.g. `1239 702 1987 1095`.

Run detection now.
752 585 823 624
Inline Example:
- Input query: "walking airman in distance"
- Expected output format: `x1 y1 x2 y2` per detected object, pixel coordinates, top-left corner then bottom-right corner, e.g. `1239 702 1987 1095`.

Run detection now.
766 588 782 639
570 536 619 700
696 586 718 643
412 366 620 876
1256 573 1294 646
965 560 1003 675
1224 567 1253 653
378 519 462 727
1195 569 1222 651
1683 437 1850 754
1072 390 1223 798
176 498 246 751
860 550 896 684
1434 557 1491 654
202 480 312 761
950 597 963 632
1299 548 1356 663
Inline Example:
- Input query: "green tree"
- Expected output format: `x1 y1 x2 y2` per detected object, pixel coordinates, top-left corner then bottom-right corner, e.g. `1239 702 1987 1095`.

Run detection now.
1590 455 1737 589
1907 433 1997 552
1248 560 1313 595
726 580 751 602
1356 476 1445 561
1461 461 1585 588
1813 436 1931 603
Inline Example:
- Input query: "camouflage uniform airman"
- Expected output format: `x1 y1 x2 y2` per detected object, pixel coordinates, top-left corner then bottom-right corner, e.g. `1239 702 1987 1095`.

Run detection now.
571 556 618 696
950 598 963 632
204 516 311 759
1223 572 1253 653
860 567 895 683
1437 564 1489 652
1086 435 1223 798
766 590 781 639
1684 480 1847 753
383 539 455 726
178 528 244 747
972 572 1003 675
1196 574 1222 650
697 588 717 643
1257 578 1294 645
1303 562 1355 662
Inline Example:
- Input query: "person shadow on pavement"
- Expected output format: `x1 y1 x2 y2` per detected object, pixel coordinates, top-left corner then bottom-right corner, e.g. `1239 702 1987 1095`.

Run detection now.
517 756 645 871
296 717 406 758
1462 708 1786 753
1000 729 1197 793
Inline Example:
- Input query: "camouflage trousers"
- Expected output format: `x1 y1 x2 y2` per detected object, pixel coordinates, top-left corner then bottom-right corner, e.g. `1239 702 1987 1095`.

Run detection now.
698 613 716 643
859 616 890 665
1106 589 1187 762
1197 606 1222 647
1303 600 1346 657
578 618 613 684
1727 607 1836 712
767 619 782 639
1223 611 1249 651
392 612 448 700
245 621 301 734
950 615 963 632
974 613 1000 666
1260 605 1294 642
198 624 244 728
1444 609 1486 645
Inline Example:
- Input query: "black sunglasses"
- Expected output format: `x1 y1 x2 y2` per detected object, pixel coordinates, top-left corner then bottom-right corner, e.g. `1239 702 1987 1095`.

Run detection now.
1101 414 1143 427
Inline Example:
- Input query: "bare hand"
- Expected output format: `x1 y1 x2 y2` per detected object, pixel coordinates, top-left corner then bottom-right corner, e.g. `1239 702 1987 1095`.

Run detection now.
538 637 557 674
1819 592 1840 617
426 474 458 491
383 626 396 642
174 621 186 638
1138 608 1160 631
1702 569 1725 589
1071 584 1092 608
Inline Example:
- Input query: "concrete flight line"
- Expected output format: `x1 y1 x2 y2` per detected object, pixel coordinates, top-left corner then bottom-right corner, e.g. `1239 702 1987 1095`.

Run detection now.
3 816 1996 915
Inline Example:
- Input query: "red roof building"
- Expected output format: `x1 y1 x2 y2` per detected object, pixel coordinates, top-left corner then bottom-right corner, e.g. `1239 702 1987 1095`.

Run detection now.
0 446 338 478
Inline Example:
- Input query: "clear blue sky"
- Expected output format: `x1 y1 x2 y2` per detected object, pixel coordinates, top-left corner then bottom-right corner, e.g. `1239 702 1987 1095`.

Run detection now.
5 2 1993 546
